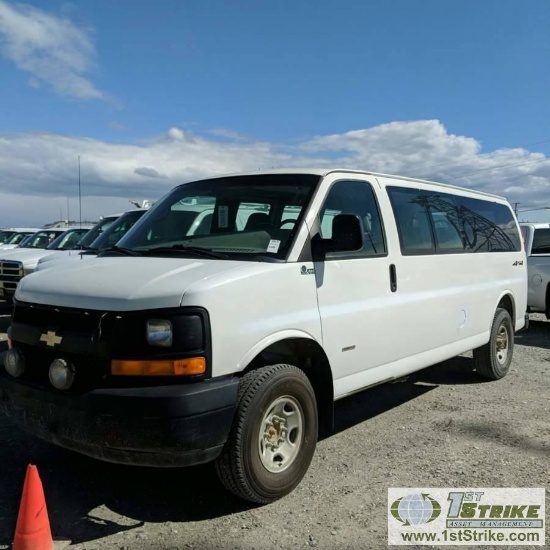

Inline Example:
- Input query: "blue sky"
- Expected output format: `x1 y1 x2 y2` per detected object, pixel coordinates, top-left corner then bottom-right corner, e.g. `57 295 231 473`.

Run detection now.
1 0 550 225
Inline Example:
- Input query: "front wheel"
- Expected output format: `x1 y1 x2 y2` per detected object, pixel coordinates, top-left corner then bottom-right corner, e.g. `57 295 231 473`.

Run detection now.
215 364 318 504
473 308 514 380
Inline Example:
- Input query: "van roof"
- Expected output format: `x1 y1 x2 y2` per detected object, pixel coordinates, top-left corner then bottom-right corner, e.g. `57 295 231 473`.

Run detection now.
519 222 550 228
192 168 507 201
0 227 40 232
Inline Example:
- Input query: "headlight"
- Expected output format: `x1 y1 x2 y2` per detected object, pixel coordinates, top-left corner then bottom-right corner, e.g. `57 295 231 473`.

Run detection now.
23 267 35 276
146 319 173 347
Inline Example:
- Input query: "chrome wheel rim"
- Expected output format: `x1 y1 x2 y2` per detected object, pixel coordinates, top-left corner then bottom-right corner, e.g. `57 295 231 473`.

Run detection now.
258 396 304 473
495 323 509 364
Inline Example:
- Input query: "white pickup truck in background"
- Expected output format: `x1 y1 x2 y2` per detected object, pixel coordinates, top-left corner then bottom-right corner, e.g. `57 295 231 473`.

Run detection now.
521 222 550 318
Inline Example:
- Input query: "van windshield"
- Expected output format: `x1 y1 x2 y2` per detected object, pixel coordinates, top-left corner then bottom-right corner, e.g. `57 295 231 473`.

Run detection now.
78 217 118 249
46 228 91 250
5 232 34 245
19 231 63 249
116 174 320 261
0 231 16 244
88 210 147 251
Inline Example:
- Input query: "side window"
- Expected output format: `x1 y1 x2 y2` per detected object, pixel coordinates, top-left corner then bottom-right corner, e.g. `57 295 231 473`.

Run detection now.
426 194 465 252
388 186 521 254
387 188 435 254
456 197 521 252
319 180 386 256
530 228 550 254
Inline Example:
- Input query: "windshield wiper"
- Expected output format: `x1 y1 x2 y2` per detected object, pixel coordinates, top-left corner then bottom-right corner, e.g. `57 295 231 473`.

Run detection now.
142 245 228 259
100 246 142 257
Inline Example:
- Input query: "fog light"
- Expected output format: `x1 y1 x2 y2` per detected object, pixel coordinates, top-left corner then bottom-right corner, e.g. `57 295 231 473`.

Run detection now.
4 348 24 378
49 358 75 390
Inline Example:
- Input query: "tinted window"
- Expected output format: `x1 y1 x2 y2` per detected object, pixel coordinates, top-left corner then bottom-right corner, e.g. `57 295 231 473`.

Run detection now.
388 187 521 254
531 228 550 254
319 180 386 256
387 188 435 254
457 196 520 252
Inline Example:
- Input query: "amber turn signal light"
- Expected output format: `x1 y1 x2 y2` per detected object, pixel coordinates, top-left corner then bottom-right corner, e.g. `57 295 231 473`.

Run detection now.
111 357 206 376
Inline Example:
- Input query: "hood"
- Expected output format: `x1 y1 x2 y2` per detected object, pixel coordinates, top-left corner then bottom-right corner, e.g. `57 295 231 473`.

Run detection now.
35 249 94 270
16 256 248 311
0 248 62 268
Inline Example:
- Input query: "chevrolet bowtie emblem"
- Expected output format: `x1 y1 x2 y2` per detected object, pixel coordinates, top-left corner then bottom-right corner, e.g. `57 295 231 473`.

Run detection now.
40 331 63 347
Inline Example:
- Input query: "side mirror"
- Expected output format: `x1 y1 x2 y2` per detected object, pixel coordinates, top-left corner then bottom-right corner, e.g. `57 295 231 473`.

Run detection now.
312 214 364 258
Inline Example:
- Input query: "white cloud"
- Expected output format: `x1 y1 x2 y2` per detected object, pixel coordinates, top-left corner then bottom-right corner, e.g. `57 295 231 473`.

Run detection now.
1 120 550 226
0 1 104 100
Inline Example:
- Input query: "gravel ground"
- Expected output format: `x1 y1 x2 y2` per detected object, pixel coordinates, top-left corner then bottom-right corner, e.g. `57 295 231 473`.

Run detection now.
0 303 548 549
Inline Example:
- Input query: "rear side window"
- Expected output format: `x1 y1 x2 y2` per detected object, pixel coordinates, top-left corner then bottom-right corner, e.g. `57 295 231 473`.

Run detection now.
457 196 521 252
388 186 521 255
386 188 435 254
531 228 550 254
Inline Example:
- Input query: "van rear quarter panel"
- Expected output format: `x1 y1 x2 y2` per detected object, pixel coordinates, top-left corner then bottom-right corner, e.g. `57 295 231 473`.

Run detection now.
375 175 527 338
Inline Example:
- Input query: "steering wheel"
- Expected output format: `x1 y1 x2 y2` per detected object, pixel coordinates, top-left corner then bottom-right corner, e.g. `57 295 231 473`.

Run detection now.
279 219 296 229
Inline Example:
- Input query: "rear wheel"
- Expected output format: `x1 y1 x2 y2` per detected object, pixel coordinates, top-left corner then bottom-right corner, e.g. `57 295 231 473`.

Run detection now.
215 364 318 504
473 308 514 380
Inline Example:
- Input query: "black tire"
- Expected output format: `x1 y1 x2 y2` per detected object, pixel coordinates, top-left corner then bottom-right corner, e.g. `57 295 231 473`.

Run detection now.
215 364 318 504
473 308 514 380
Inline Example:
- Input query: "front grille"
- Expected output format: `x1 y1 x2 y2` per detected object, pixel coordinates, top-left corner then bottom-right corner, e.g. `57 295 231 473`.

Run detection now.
9 301 211 391
0 260 23 291
11 302 115 393
13 302 114 336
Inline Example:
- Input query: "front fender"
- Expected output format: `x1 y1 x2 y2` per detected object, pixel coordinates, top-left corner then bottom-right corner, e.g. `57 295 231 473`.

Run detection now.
237 329 322 371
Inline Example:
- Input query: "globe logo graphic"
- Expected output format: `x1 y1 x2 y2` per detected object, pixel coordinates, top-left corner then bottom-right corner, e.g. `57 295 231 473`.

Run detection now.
391 493 441 526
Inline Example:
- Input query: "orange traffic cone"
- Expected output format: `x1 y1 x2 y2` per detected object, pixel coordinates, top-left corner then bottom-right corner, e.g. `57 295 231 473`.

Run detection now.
12 464 53 550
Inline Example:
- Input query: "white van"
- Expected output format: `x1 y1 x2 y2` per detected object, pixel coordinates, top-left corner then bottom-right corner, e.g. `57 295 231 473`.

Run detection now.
0 228 41 250
35 209 151 271
1 169 527 503
0 228 74 301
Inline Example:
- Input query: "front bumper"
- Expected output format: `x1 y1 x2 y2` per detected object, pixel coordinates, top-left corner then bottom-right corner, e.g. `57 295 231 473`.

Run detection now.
0 373 239 467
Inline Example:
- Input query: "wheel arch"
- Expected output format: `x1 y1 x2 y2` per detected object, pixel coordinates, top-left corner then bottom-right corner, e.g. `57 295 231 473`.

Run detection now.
239 334 334 438
495 291 515 323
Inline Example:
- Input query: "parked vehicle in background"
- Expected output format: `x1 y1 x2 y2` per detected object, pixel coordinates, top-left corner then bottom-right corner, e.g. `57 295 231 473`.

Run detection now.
0 227 89 301
520 222 550 318
71 213 122 250
1 169 527 504
36 209 149 270
0 228 40 250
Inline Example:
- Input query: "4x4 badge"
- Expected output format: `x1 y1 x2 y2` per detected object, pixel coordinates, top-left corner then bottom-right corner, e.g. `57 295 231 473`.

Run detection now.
40 331 63 347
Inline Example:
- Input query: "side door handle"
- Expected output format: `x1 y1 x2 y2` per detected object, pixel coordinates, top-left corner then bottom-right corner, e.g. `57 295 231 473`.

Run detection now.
389 264 397 293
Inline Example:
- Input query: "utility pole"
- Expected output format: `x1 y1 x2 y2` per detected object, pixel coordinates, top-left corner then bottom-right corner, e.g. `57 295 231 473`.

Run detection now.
513 202 519 216
78 156 82 227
